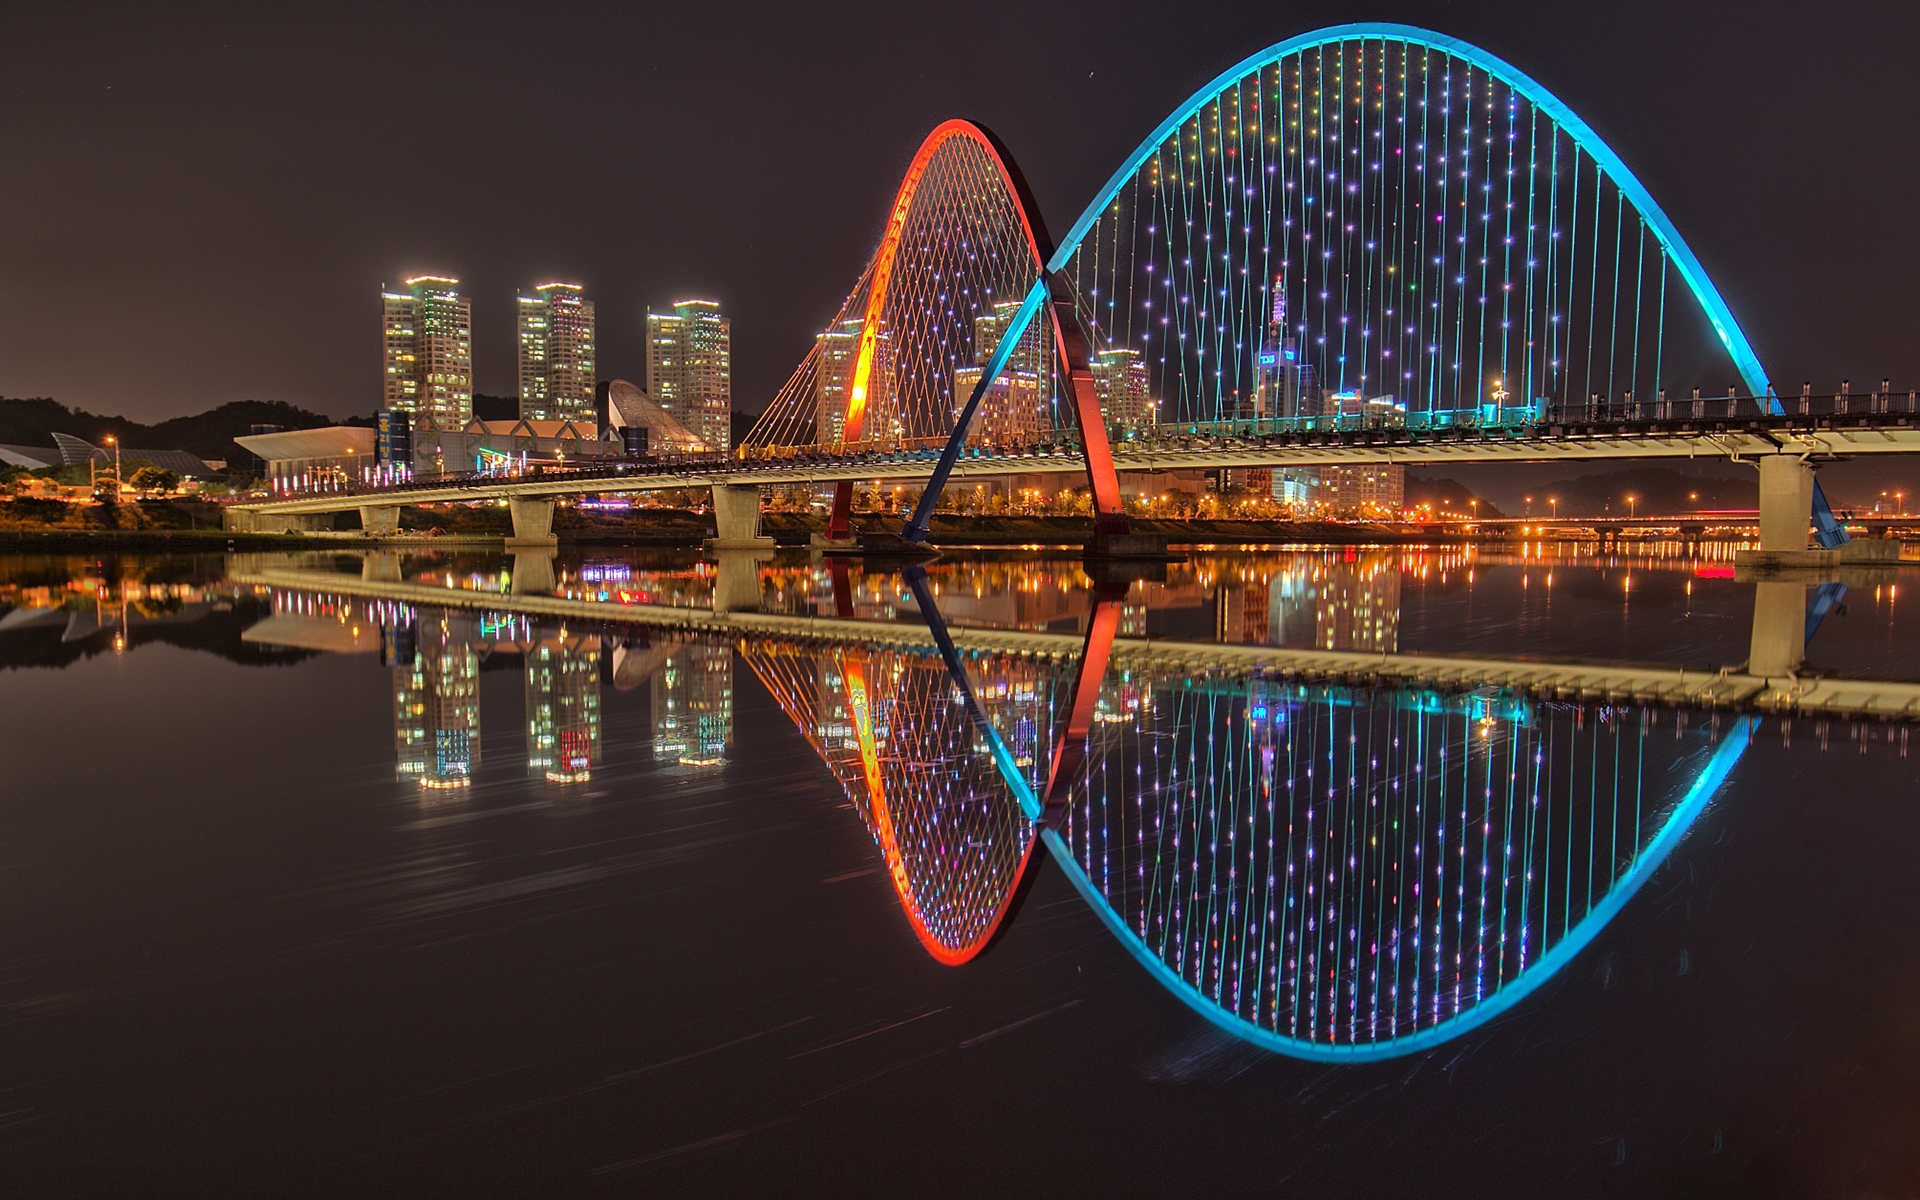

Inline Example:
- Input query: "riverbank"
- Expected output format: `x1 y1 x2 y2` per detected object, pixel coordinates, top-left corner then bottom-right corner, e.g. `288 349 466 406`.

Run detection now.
0 498 1465 549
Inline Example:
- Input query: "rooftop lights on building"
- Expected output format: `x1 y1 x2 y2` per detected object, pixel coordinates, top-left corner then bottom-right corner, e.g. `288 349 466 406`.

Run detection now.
406 275 459 286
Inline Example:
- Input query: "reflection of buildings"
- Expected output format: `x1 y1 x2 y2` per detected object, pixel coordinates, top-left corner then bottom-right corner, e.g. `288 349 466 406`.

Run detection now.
392 613 481 789
525 632 602 783
653 643 733 768
1267 554 1402 651
970 659 1047 767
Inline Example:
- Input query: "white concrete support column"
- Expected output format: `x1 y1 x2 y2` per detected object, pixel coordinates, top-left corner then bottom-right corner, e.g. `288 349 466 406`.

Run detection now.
1748 581 1807 678
359 505 400 536
507 496 557 547
225 509 328 533
1757 455 1814 552
706 484 775 552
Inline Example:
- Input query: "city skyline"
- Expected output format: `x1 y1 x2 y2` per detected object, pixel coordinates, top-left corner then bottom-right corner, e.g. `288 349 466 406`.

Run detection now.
4 1 1919 426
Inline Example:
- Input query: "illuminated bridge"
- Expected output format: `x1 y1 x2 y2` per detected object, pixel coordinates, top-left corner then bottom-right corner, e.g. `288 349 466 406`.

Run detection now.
227 24 1916 561
242 559 1919 1059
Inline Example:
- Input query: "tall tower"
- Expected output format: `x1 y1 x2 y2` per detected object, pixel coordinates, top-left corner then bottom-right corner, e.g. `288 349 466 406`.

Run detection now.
647 300 732 453
517 283 596 423
382 276 473 428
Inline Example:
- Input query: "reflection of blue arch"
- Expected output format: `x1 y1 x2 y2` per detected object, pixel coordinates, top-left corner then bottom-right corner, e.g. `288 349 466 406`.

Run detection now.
1049 23 1771 399
1015 704 1749 1061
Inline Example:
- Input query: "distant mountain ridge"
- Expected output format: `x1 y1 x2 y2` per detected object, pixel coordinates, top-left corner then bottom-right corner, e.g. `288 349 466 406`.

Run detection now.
0 397 357 462
1519 467 1758 518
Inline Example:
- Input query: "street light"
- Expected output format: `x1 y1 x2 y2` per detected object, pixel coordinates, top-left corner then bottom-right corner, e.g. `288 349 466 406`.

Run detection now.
1548 496 1558 519
104 435 120 494
1525 494 1534 517
1900 491 1907 517
1627 494 1637 520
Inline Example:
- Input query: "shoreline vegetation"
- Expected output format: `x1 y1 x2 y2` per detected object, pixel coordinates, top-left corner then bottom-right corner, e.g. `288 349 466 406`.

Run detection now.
0 498 1467 548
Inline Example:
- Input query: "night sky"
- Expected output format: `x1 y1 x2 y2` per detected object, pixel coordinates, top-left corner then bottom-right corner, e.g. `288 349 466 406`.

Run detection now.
4 1 1917 424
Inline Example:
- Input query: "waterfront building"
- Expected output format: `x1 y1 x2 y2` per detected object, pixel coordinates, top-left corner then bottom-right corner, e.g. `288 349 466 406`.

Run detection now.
647 301 732 453
383 277 473 428
653 642 732 768
517 283 596 424
231 426 377 490
1319 463 1407 515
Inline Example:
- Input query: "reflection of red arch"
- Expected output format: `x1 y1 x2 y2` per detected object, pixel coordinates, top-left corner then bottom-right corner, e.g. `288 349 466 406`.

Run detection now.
842 654 1037 966
828 120 1052 541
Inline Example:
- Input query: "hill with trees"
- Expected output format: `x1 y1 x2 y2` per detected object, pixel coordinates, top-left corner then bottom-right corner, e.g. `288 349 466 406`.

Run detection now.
0 397 356 462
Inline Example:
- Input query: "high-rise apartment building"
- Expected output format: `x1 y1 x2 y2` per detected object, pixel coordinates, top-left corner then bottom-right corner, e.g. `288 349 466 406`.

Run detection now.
950 299 1050 445
382 276 473 428
647 300 731 453
517 283 596 423
1092 347 1154 429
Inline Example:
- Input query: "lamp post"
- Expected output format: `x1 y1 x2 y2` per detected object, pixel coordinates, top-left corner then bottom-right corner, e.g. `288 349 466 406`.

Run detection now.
1525 495 1533 517
104 435 120 494
1900 491 1907 517
1549 496 1558 519
1627 494 1637 520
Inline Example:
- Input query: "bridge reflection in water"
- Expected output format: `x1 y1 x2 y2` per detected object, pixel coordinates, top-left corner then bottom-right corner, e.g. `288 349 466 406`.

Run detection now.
723 578 1763 1059
221 549 1919 1059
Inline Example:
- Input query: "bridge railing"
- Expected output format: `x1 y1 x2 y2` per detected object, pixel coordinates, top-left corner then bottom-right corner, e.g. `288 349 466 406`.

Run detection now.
249 389 1917 501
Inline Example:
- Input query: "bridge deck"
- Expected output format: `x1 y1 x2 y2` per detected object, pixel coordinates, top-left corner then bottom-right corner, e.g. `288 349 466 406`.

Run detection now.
233 566 1920 721
232 414 1920 517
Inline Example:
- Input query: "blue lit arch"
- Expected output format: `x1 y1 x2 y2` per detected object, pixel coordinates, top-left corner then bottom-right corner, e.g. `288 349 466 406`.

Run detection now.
1047 22 1773 399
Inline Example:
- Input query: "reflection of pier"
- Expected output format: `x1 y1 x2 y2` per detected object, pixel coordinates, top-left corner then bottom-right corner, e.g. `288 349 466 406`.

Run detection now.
236 564 1920 720
245 558 1920 1058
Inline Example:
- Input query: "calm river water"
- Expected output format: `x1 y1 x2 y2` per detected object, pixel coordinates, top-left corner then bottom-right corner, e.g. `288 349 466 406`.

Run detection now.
3 543 1918 1196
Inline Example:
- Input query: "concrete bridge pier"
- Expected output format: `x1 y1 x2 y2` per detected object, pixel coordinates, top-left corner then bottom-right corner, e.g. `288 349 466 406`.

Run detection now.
1748 581 1807 678
507 497 557 547
710 550 769 614
1757 455 1815 552
706 484 775 552
224 509 330 533
511 550 557 596
359 505 401 537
